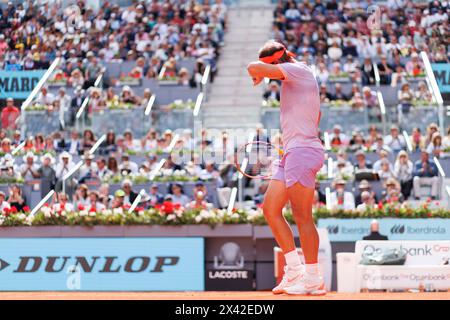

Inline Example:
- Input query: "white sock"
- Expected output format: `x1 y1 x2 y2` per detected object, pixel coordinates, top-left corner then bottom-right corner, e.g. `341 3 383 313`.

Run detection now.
305 263 319 275
284 250 302 269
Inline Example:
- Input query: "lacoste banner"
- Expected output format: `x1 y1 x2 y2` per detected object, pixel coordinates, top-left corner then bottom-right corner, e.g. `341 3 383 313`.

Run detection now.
0 238 204 291
0 70 46 99
318 219 450 242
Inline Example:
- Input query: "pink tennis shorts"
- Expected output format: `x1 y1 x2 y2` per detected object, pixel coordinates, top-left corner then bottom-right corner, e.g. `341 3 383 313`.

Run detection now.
271 147 324 188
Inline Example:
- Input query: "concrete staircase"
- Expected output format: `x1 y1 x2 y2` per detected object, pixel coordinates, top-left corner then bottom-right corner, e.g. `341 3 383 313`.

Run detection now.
203 1 273 129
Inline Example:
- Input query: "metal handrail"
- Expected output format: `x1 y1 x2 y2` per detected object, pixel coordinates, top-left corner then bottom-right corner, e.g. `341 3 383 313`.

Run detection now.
420 51 445 134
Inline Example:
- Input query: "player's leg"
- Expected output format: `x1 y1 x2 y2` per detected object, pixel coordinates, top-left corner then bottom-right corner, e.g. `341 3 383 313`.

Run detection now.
284 182 325 295
282 148 326 295
262 179 292 252
263 179 303 294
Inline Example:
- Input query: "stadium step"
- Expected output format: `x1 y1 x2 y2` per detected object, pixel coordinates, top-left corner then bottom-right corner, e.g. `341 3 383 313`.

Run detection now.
203 4 273 129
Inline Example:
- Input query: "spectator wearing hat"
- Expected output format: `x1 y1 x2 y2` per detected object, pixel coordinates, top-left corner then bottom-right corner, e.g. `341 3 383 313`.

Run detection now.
330 179 355 210
0 153 18 180
79 153 98 183
0 191 11 212
373 150 393 172
111 189 125 209
413 150 439 200
384 125 406 153
55 151 75 181
122 179 138 205
19 152 40 181
426 132 443 158
1 98 20 131
377 159 396 183
356 191 376 212
335 158 354 178
353 150 373 170
169 183 190 206
355 180 378 206
394 150 414 199
381 178 405 203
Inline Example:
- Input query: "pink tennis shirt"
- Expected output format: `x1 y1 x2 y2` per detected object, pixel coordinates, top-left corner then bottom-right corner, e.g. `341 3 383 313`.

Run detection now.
277 61 323 151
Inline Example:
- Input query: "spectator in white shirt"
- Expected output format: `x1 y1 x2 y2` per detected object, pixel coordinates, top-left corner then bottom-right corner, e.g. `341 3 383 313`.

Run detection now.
330 179 355 210
0 191 10 212
384 125 406 153
19 152 40 181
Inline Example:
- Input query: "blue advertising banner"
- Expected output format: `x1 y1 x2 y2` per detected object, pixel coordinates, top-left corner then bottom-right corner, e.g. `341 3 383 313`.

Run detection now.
0 70 45 99
431 63 450 94
0 237 204 291
318 218 450 242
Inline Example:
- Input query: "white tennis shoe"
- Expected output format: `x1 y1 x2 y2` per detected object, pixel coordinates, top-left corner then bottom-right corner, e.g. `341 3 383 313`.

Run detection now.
284 272 326 296
272 265 304 294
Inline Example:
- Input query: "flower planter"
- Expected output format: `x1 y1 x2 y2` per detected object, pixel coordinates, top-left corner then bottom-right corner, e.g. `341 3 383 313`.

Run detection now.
123 225 189 237
188 224 252 237
0 226 62 237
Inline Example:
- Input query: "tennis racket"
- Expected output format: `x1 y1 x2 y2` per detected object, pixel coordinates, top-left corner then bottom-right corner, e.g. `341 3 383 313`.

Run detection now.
234 141 284 179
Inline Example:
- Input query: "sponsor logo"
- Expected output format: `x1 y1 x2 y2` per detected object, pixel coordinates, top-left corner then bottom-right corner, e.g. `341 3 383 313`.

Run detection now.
327 225 339 234
390 225 405 234
363 244 433 257
208 270 249 280
0 256 179 273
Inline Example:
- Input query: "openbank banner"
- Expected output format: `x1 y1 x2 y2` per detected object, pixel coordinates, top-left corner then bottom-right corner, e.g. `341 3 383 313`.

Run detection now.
0 238 204 291
0 70 45 99
431 63 450 94
318 218 450 242
355 240 450 265
358 265 450 291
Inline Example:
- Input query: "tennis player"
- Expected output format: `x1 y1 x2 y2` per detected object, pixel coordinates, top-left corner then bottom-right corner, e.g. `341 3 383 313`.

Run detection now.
247 41 325 295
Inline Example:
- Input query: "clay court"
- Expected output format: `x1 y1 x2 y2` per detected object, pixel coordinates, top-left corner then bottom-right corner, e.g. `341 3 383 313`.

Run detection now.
0 291 449 300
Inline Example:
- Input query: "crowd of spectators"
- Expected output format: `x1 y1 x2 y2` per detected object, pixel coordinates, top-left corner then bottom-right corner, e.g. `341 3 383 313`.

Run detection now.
263 0 448 114
0 0 226 79
314 122 450 210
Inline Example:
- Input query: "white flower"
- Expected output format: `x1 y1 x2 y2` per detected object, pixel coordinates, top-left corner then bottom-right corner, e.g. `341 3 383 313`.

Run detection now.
41 206 53 217
0 217 4 225
195 215 202 223
231 213 239 219
88 211 96 217
25 216 34 225
167 214 176 221
79 210 88 217
18 214 26 220
102 209 113 216
60 210 67 217
113 207 123 215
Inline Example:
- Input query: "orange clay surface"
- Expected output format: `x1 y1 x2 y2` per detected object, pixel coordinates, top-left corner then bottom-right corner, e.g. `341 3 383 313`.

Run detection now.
0 291 448 300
